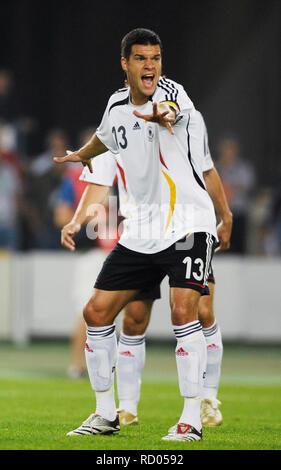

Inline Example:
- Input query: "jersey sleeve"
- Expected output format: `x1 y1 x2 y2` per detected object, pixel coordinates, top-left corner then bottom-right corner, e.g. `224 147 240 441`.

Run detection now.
79 151 117 186
202 119 214 172
157 78 194 124
96 98 119 154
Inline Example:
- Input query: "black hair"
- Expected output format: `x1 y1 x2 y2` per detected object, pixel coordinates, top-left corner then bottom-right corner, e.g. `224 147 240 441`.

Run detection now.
121 28 162 60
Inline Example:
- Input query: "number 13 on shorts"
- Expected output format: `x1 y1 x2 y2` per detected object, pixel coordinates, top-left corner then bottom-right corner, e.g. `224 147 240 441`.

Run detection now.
183 257 204 281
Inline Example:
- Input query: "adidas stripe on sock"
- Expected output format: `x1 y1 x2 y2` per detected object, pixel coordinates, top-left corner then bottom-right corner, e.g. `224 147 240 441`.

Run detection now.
173 320 202 339
86 324 115 338
119 332 146 346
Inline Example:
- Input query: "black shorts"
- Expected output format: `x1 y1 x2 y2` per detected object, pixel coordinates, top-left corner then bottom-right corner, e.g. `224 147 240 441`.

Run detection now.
200 263 215 296
133 285 161 301
94 232 215 296
208 263 215 284
133 262 214 300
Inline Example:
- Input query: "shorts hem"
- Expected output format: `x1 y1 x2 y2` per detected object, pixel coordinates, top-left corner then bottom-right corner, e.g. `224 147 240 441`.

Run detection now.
94 283 143 292
169 281 207 295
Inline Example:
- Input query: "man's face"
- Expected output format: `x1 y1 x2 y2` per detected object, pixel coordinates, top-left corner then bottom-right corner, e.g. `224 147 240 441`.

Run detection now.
121 44 162 104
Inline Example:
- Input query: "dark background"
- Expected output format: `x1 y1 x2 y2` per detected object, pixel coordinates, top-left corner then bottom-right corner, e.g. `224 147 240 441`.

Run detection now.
1 0 280 184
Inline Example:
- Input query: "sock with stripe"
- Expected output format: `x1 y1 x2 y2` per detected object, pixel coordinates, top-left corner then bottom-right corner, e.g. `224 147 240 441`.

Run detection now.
116 332 146 416
85 324 117 421
173 320 207 430
202 320 223 400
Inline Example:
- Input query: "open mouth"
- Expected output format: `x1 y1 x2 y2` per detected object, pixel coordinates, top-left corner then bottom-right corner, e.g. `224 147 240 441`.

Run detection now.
141 74 155 89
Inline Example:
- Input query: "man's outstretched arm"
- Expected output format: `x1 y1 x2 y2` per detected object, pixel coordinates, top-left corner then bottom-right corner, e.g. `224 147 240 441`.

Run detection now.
61 183 110 251
203 167 233 253
53 134 108 173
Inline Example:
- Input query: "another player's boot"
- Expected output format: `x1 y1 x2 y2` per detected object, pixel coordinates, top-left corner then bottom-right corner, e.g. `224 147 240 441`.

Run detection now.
117 409 139 425
67 413 120 436
162 423 202 442
200 398 222 426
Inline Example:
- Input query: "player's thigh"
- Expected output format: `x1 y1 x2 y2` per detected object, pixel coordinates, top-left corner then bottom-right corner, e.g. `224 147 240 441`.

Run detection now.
95 242 164 292
84 288 139 327
198 282 215 328
164 233 214 294
123 299 154 335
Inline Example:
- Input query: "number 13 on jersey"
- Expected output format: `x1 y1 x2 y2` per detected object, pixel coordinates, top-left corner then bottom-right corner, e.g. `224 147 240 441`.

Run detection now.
112 126 128 149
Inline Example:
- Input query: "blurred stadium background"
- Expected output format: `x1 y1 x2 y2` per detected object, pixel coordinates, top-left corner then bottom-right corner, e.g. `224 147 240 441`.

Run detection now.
0 1 280 445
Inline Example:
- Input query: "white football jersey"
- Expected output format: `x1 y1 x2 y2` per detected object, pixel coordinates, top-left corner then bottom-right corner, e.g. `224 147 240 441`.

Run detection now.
85 77 217 253
79 151 135 222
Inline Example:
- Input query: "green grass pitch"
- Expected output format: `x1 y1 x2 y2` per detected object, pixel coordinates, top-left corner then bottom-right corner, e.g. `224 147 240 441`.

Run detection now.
0 343 280 450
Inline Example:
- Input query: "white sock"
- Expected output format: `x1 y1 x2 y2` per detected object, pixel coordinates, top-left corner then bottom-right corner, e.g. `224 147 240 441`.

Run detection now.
173 320 207 430
116 332 146 416
95 385 116 422
85 325 117 421
202 321 223 400
180 397 201 431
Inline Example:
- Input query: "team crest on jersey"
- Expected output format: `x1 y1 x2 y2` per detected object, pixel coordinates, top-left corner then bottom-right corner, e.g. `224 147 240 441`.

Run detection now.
147 125 154 142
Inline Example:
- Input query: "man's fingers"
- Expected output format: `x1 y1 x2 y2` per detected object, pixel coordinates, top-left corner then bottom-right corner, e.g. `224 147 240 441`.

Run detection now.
82 160 93 173
53 151 82 164
152 102 158 116
133 110 151 120
64 241 76 251
62 234 76 251
133 107 174 135
165 122 175 135
63 233 75 245
215 240 230 253
53 156 68 164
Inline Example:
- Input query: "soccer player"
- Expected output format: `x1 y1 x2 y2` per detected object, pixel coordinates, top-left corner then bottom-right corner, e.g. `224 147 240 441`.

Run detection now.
54 28 232 441
62 111 229 426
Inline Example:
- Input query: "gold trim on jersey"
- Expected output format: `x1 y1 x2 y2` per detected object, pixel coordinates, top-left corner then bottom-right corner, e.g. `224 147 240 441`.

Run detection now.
159 100 180 111
162 170 176 233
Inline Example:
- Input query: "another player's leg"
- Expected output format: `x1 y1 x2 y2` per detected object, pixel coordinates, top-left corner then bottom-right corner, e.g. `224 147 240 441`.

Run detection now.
67 288 138 436
117 299 153 425
198 282 223 426
67 315 87 378
162 287 206 441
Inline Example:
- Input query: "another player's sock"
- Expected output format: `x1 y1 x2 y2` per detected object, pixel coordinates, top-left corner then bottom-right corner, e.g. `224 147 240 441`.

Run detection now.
173 320 207 430
85 325 117 422
202 320 223 400
116 332 145 416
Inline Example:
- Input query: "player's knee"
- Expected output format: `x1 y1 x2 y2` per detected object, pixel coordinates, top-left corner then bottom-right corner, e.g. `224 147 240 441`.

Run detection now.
171 304 196 325
123 314 147 335
198 303 214 328
83 298 107 326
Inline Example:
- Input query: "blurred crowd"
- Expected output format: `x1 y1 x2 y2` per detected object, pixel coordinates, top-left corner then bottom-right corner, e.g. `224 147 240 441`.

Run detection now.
0 68 280 256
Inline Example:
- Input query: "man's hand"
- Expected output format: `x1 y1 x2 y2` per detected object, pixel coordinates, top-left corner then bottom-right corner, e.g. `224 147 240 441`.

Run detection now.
61 222 81 251
53 150 93 173
133 102 176 135
215 217 233 253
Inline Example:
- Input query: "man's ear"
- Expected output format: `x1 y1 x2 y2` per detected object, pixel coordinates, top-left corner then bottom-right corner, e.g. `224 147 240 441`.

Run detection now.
121 57 127 72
